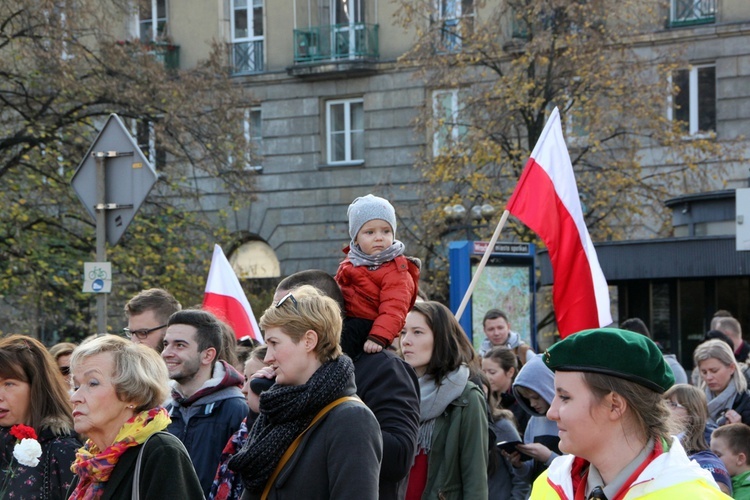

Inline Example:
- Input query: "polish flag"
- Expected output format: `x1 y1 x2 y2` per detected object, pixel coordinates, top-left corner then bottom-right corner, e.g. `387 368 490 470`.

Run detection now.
203 244 264 343
506 107 612 338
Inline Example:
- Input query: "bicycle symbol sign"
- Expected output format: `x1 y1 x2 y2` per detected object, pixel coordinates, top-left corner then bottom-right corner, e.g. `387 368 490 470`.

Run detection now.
83 262 112 294
88 266 109 280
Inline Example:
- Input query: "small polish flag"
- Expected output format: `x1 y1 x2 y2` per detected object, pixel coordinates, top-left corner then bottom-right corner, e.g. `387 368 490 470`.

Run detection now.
203 244 264 343
506 107 612 338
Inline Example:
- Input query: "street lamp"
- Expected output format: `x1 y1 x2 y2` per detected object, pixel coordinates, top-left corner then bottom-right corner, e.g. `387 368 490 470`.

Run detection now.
443 201 497 239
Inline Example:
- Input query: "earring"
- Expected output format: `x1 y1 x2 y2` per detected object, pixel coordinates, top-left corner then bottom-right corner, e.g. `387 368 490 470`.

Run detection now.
127 404 135 409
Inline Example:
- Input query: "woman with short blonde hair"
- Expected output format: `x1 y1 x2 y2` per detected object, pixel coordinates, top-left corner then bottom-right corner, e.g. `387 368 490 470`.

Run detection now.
228 285 382 498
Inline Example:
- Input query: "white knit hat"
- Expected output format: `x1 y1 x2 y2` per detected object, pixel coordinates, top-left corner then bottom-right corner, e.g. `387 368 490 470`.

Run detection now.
347 194 397 241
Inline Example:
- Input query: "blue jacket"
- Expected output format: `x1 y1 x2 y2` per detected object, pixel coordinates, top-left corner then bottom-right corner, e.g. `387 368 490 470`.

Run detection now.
167 361 248 497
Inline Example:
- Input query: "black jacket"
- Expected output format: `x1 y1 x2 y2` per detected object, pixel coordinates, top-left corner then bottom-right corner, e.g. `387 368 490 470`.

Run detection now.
67 432 204 500
352 350 420 500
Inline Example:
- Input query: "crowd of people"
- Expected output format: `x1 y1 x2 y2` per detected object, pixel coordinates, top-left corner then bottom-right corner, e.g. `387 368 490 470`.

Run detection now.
1 193 749 499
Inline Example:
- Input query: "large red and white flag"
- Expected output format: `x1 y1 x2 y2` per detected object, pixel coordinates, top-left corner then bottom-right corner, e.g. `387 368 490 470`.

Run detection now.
203 244 264 343
506 107 611 338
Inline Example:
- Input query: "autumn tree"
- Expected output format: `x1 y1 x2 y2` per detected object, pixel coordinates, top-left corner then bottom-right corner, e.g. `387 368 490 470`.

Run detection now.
0 0 259 340
394 0 741 303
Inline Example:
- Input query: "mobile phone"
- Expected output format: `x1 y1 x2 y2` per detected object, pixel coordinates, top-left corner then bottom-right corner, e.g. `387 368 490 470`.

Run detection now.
250 376 275 395
496 440 533 462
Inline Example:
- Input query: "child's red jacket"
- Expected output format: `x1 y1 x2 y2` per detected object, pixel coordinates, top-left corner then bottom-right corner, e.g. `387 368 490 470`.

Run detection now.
335 248 420 347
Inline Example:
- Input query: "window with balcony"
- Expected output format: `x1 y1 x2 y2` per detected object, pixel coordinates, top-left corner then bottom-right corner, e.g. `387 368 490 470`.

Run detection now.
326 98 364 165
670 0 716 27
139 0 167 42
435 0 474 52
670 64 716 135
433 90 466 156
293 0 378 64
231 0 264 75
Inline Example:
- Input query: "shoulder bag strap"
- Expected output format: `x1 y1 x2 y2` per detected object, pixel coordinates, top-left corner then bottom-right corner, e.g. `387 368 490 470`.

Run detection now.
131 433 156 500
260 396 362 500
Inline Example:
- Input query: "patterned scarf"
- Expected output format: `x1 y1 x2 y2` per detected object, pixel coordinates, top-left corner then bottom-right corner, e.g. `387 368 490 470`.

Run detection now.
227 356 354 494
348 240 405 269
69 407 171 500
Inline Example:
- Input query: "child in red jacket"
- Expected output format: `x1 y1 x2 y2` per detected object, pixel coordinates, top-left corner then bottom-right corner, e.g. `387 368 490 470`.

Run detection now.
335 194 420 358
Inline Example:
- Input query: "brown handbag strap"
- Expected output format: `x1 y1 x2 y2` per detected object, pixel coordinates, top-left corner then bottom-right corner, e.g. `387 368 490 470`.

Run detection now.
260 395 362 500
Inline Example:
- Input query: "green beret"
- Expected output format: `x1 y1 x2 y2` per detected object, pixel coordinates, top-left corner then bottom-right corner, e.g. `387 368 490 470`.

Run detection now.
543 328 675 393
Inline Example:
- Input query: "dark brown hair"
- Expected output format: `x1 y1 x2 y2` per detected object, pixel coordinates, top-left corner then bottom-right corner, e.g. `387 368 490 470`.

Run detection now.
411 301 477 384
0 335 73 434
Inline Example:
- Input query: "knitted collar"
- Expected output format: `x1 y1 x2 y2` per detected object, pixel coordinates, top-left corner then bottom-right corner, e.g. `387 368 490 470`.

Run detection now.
227 356 355 494
347 240 405 268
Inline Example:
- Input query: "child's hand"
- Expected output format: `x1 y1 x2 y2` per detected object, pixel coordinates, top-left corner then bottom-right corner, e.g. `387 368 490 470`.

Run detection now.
364 340 383 353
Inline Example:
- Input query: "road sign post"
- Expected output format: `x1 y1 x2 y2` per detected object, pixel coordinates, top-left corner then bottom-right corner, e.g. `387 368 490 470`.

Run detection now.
72 114 157 333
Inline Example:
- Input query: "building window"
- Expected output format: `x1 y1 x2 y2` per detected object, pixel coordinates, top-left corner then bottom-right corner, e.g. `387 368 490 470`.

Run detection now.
139 0 167 42
326 98 364 164
231 0 264 74
671 64 716 135
435 0 474 52
433 89 465 156
133 119 165 167
245 107 263 170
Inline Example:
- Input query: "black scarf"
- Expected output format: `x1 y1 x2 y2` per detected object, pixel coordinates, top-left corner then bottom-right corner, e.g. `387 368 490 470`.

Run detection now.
227 355 355 493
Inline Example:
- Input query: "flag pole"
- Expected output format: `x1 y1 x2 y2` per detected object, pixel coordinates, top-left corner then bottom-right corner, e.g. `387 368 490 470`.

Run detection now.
455 209 511 321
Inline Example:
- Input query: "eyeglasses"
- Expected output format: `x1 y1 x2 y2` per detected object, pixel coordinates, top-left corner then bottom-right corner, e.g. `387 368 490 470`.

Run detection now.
122 324 168 340
275 292 298 309
666 400 685 410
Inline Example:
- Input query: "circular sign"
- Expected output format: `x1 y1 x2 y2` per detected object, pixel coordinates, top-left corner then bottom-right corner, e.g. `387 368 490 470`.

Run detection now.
92 279 104 292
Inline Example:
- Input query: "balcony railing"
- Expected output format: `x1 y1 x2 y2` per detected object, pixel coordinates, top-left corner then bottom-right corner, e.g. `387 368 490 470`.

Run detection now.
146 42 180 70
293 23 379 63
670 0 716 27
231 40 265 75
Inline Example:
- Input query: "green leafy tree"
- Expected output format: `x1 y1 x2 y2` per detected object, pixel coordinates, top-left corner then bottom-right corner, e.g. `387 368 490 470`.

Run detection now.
0 0 260 341
395 0 743 305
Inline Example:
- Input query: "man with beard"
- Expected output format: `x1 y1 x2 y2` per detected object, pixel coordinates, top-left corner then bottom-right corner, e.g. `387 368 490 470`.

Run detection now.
162 309 247 497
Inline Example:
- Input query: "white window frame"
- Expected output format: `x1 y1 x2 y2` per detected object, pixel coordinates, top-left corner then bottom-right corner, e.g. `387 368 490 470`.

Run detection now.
435 0 473 52
137 0 167 42
432 89 461 156
231 0 264 43
667 63 716 136
326 98 365 165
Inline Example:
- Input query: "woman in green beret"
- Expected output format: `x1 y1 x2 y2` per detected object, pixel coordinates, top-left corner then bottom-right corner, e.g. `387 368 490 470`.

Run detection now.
530 328 730 499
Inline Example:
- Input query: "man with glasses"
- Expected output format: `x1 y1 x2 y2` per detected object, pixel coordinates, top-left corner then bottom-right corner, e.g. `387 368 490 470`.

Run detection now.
123 287 181 352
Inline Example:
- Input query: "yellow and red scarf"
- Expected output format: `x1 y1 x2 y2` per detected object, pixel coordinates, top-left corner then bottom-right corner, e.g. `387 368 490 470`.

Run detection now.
69 407 170 500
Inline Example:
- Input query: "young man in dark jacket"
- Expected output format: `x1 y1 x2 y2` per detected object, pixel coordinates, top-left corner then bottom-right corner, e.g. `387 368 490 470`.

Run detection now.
162 309 248 497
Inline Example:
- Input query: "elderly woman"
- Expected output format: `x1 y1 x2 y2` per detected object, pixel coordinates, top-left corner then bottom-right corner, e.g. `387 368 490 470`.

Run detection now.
694 339 750 426
400 301 489 500
531 328 728 499
67 335 202 499
0 335 80 499
227 285 382 499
